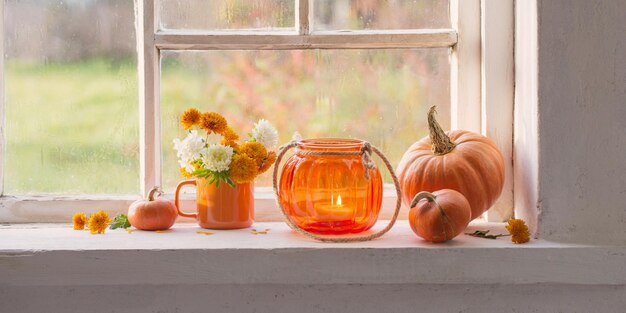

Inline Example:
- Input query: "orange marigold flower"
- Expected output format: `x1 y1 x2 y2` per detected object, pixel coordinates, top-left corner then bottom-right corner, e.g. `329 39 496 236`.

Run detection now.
221 139 239 150
229 154 258 184
88 210 111 234
222 126 239 142
180 108 201 130
199 112 228 134
506 218 530 244
220 127 239 149
258 151 277 174
238 141 267 168
180 167 192 178
72 212 88 230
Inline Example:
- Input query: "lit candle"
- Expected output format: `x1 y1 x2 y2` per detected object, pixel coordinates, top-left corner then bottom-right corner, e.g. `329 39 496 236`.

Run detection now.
314 194 355 222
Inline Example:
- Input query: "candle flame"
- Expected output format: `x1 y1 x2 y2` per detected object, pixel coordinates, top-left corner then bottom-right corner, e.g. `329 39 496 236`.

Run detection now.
337 194 342 206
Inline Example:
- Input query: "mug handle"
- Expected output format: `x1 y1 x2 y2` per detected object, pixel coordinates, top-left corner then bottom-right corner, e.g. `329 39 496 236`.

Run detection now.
175 179 198 219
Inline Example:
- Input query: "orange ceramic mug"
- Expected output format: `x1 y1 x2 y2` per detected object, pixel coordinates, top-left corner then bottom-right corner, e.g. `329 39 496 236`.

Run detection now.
174 178 254 229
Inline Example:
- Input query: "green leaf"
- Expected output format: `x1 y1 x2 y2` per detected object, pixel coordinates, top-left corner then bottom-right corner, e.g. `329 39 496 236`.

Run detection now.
465 230 509 240
192 168 210 177
110 214 131 230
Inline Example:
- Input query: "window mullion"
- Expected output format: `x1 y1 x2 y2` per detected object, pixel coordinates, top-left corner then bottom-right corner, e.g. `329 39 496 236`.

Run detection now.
154 30 457 50
450 0 481 132
138 0 161 198
481 0 514 221
296 0 310 35
0 0 5 196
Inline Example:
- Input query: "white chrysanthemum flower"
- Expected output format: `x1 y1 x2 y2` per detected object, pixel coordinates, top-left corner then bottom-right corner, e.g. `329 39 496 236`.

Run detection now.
251 119 279 150
173 130 205 172
201 144 234 173
205 133 223 145
178 160 194 173
292 131 303 142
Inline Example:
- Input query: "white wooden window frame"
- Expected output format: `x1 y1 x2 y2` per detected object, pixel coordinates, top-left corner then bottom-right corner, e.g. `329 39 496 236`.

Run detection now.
0 0 513 223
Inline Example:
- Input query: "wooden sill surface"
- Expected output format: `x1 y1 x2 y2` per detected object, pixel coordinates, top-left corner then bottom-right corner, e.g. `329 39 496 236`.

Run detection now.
0 221 624 286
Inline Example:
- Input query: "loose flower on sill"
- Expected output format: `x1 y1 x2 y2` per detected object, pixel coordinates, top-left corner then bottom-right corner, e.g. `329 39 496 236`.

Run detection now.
88 210 111 234
73 211 124 234
506 218 530 244
72 212 88 230
466 218 531 244
173 108 279 186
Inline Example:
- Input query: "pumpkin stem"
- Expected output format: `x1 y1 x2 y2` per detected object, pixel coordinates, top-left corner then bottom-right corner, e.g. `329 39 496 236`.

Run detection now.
428 106 456 155
147 186 162 201
411 191 436 208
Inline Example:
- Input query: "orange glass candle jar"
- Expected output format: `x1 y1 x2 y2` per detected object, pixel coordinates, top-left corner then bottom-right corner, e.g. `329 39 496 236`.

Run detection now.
278 139 383 234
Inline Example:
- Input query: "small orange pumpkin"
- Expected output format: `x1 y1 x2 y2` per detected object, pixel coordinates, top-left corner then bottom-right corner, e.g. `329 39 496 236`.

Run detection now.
409 189 471 243
397 106 505 219
128 186 178 231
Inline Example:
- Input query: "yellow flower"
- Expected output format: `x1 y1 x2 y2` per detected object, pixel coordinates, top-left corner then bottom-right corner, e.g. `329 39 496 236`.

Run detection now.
192 159 203 170
88 210 111 234
72 212 88 230
258 151 277 174
506 218 530 244
180 167 192 178
199 112 228 134
180 108 201 130
229 154 258 183
238 141 267 168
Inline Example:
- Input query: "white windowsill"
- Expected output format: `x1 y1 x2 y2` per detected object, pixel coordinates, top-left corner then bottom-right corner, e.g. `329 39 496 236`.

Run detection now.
1 220 625 287
0 186 406 223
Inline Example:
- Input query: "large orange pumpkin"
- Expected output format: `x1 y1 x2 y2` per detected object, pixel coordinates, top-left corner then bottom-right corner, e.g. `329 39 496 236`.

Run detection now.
397 106 504 219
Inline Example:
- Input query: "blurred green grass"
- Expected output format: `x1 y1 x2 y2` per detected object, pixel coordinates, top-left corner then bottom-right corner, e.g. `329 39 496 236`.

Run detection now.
5 59 139 194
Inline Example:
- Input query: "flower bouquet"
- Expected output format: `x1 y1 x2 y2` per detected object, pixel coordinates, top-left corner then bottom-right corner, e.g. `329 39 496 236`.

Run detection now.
173 108 279 187
171 108 279 229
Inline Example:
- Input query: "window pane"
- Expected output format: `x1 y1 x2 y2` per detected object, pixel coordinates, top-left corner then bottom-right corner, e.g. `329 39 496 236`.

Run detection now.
314 0 450 30
161 49 450 191
4 0 138 194
159 0 295 31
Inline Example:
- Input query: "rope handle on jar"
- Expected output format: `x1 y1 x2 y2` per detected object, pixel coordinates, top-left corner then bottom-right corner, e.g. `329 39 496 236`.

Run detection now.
272 140 403 243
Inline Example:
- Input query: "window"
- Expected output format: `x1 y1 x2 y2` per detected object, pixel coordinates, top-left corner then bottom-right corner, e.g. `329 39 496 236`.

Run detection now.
3 0 138 194
0 0 513 223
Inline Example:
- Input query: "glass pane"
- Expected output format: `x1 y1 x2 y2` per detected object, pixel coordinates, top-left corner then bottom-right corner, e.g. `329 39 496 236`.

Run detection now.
161 49 450 191
4 0 138 194
314 0 450 30
159 0 295 30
